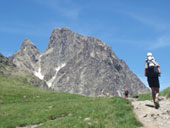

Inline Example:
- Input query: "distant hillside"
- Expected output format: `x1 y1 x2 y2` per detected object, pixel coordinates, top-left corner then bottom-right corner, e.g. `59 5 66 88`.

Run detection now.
0 53 16 72
161 87 170 98
0 53 48 89
11 28 149 97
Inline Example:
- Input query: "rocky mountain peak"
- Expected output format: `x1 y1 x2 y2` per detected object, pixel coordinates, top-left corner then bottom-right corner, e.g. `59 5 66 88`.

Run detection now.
48 27 73 49
12 28 150 97
20 38 38 51
52 27 71 35
12 38 41 73
53 27 71 32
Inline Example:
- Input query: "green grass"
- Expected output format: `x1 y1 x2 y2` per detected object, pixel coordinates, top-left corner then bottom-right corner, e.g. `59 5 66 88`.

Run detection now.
132 87 170 101
0 75 142 128
160 87 170 98
132 93 152 101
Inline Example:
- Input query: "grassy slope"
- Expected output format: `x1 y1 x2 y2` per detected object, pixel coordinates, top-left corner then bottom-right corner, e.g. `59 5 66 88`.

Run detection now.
132 87 170 101
132 93 152 101
160 87 170 98
0 75 142 128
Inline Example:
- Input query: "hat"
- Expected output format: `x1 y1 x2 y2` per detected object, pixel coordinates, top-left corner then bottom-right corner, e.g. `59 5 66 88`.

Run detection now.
147 52 152 57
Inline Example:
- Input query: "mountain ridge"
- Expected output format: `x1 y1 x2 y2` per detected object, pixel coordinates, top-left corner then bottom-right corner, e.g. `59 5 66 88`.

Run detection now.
11 28 150 97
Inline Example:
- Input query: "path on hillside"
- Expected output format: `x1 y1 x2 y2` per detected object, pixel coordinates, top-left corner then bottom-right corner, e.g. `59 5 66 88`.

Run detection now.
132 96 170 128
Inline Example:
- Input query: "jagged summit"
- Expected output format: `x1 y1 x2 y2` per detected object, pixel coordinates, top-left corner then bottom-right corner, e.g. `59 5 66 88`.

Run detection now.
19 38 40 54
53 27 71 31
48 28 111 55
12 28 150 97
12 38 41 73
22 38 33 44
20 38 35 49
48 27 74 49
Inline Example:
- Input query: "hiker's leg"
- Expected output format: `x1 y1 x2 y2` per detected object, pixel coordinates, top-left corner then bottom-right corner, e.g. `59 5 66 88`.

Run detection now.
151 88 156 103
155 77 160 98
155 87 159 94
155 87 160 108
155 87 160 101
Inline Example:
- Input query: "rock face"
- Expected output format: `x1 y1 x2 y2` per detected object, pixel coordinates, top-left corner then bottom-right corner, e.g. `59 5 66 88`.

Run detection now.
12 28 149 96
0 53 48 89
12 38 40 73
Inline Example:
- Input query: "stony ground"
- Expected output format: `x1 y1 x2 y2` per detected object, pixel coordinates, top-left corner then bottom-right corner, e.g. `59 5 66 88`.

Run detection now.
132 96 170 128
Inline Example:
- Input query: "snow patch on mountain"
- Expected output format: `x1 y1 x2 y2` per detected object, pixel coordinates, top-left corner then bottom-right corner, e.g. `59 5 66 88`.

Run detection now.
34 68 44 80
47 63 66 87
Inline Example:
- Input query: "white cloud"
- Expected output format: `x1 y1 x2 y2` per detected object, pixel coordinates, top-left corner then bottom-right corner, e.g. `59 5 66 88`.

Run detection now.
119 9 168 31
0 21 67 37
119 11 170 50
129 13 166 30
35 0 81 20
0 25 48 37
150 35 170 50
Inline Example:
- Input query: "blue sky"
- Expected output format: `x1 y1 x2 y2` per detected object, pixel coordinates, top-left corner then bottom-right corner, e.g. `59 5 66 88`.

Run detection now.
0 0 170 90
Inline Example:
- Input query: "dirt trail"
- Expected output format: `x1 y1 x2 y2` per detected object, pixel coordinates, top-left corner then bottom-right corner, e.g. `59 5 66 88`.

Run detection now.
132 96 170 128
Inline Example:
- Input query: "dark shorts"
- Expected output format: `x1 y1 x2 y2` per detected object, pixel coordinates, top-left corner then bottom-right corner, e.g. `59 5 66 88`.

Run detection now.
147 77 160 88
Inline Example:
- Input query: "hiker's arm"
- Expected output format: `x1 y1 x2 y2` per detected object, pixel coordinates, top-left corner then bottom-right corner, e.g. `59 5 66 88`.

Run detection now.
157 66 161 74
144 64 147 76
144 68 147 76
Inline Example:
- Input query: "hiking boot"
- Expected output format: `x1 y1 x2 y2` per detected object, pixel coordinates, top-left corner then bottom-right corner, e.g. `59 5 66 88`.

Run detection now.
154 102 160 109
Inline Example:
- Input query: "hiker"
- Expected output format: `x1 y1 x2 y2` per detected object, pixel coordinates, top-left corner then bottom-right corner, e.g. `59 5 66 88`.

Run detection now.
145 52 161 109
120 89 129 98
124 89 129 98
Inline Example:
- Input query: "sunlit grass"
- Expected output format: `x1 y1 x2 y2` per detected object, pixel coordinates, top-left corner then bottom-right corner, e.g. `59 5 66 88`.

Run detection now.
0 75 142 128
160 87 170 98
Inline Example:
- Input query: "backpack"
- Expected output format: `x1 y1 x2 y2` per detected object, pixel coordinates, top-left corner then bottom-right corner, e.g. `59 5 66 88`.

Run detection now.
146 58 159 77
